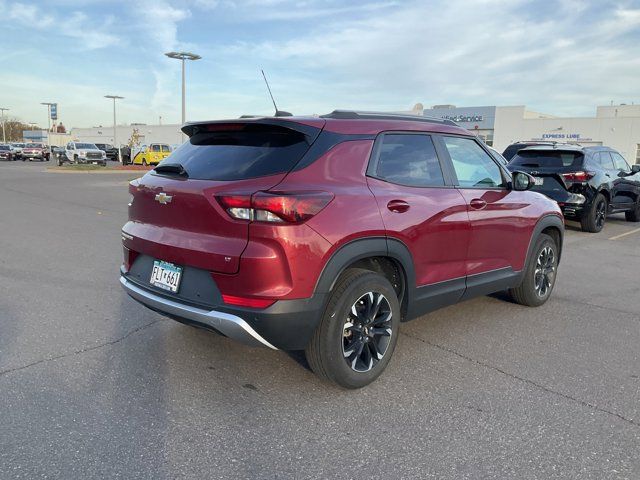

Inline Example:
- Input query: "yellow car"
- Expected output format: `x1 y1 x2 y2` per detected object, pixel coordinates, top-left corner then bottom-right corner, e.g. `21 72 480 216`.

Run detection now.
132 143 172 166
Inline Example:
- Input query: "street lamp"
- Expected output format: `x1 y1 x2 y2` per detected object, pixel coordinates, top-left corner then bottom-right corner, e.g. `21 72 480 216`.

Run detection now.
105 95 124 162
0 107 9 143
164 51 201 125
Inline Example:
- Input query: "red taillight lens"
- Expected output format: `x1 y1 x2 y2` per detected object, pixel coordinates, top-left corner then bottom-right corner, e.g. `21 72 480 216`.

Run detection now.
216 191 333 223
252 191 333 223
221 294 275 309
562 171 595 182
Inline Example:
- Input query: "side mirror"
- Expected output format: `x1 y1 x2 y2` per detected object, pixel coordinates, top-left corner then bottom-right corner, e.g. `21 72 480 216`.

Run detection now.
631 164 640 174
512 171 535 191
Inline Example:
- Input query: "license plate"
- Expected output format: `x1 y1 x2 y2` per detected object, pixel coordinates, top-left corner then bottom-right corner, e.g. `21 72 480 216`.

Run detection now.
533 176 544 186
150 260 182 292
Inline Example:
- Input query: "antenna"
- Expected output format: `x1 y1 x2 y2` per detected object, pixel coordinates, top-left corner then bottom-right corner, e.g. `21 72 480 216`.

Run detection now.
261 70 292 117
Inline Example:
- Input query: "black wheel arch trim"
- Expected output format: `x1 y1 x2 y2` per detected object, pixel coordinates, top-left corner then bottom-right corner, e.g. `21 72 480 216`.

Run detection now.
525 214 565 266
313 236 416 312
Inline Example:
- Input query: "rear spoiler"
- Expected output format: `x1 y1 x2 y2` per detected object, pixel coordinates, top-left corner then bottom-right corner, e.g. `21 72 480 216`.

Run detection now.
181 118 325 142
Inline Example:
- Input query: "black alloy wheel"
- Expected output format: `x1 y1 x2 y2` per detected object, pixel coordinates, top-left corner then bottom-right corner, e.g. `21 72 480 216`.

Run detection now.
534 246 556 298
342 292 393 373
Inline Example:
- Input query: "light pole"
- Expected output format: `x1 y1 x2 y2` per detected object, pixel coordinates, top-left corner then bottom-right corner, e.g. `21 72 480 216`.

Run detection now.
41 102 55 148
164 51 201 125
105 95 124 162
0 107 8 143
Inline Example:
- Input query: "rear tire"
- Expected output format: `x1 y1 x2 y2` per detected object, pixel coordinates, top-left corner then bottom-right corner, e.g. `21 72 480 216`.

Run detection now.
509 233 558 307
580 193 607 233
305 269 400 389
625 198 640 222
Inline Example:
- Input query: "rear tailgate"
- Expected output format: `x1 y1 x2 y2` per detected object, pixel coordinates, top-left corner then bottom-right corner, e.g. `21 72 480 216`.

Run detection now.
508 150 584 201
122 119 323 274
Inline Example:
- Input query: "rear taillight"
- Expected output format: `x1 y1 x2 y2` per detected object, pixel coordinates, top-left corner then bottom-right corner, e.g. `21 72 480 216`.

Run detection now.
221 294 275 309
216 191 333 224
562 171 595 182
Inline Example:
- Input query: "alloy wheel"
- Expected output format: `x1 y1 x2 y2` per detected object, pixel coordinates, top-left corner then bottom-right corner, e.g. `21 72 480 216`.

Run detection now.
595 200 606 229
534 246 556 297
342 292 393 373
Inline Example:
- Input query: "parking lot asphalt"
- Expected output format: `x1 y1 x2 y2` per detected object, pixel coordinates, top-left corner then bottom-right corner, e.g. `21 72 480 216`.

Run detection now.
1 161 639 479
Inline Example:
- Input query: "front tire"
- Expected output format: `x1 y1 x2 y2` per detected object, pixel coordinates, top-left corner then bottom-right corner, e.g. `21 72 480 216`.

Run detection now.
580 193 607 232
509 233 558 307
305 269 401 389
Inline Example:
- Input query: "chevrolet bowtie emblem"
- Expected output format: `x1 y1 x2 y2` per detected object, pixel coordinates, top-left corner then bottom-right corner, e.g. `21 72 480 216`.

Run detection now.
155 192 173 204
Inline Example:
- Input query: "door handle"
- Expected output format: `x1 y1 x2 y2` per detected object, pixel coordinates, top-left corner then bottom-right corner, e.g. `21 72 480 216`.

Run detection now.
605 173 611 178
387 199 410 213
469 198 487 210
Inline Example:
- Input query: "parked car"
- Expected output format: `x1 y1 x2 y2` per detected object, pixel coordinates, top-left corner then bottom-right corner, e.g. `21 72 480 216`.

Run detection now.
64 142 107 166
94 143 119 161
0 144 13 161
22 143 49 161
507 145 640 232
10 143 25 160
503 141 566 161
132 143 172 166
120 111 564 388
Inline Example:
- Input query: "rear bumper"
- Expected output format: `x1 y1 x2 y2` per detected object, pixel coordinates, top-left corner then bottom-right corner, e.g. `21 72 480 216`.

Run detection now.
120 275 278 349
120 272 327 350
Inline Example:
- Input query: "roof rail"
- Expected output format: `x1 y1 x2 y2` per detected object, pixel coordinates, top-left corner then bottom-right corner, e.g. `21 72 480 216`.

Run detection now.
321 110 458 126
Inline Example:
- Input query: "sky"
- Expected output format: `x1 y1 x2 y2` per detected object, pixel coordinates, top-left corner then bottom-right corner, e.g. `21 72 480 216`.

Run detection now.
1 0 639 129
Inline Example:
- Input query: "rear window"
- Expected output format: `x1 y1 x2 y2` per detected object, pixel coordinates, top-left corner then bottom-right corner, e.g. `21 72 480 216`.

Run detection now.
510 150 584 168
159 124 311 181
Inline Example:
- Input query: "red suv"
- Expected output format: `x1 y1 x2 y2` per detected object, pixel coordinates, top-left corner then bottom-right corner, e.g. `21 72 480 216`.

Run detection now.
120 111 564 388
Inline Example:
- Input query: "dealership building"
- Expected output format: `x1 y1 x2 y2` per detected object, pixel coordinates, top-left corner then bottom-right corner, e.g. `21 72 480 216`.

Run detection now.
70 123 185 148
418 103 640 164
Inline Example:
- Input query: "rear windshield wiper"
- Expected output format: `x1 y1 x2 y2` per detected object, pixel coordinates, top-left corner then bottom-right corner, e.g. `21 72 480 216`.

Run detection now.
154 163 189 178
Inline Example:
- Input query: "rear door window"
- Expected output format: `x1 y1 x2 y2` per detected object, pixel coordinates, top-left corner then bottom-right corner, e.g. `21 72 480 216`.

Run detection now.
369 134 445 187
442 136 504 188
161 145 171 152
159 124 312 181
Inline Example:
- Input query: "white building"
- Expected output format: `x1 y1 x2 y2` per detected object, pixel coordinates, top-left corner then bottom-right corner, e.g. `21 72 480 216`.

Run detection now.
416 103 640 164
70 123 184 148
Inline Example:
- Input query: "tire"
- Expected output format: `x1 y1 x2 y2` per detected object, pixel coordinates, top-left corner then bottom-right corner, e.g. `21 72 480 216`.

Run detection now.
580 193 607 232
509 233 558 307
625 198 640 222
305 268 401 389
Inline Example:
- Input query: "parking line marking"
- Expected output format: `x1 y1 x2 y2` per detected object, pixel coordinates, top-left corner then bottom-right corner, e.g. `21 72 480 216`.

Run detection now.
608 228 640 241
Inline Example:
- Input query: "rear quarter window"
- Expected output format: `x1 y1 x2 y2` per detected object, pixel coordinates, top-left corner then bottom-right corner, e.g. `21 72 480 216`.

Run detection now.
159 124 311 181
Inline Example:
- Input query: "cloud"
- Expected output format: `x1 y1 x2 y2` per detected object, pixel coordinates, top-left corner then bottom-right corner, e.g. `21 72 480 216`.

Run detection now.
5 1 121 50
213 0 640 116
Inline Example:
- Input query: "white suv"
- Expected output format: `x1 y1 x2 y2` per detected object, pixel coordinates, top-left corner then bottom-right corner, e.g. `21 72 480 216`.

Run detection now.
64 142 107 166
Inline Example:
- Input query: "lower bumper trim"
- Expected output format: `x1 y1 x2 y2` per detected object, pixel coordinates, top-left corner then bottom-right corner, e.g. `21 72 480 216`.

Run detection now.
120 276 278 349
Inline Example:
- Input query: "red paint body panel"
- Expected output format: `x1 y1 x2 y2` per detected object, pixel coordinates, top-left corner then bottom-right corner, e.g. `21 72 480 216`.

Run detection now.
124 173 286 274
456 189 549 274
367 178 471 285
